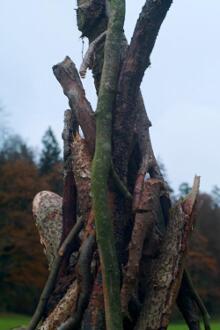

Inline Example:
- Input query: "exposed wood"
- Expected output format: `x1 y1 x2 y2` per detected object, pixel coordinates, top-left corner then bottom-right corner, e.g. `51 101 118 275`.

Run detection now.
33 191 62 269
136 176 200 330
53 57 96 155
27 218 84 330
71 133 92 220
39 280 78 330
80 31 107 79
121 179 163 316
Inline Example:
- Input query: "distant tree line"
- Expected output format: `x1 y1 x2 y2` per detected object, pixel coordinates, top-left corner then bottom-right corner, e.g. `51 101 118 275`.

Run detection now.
0 127 63 314
0 127 219 317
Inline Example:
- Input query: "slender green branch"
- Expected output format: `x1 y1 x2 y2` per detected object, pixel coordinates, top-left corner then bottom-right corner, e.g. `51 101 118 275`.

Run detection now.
110 161 132 200
91 0 125 329
185 270 211 330
27 218 84 330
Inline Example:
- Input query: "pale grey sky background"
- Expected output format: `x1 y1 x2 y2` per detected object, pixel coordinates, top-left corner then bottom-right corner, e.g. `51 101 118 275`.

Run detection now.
0 1 220 192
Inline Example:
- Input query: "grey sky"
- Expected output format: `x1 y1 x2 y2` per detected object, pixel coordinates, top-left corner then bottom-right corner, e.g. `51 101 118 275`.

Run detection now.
0 1 220 192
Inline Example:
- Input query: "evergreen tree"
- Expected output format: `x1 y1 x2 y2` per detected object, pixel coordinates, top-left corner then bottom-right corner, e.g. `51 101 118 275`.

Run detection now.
39 127 63 194
0 134 34 164
39 127 61 175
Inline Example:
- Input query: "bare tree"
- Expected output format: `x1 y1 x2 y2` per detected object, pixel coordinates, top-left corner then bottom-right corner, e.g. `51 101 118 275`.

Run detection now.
27 1 210 330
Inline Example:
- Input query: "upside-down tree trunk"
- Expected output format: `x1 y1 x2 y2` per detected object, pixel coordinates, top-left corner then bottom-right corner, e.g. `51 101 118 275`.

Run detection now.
26 1 211 330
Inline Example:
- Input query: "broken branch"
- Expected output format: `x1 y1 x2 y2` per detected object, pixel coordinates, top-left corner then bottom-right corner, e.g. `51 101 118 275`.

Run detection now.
136 176 200 330
53 57 96 155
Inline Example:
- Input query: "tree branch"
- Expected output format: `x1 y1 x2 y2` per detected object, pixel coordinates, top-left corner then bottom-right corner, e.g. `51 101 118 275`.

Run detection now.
61 110 78 243
27 218 84 330
120 0 173 97
121 179 163 317
53 57 96 155
135 176 200 330
58 234 96 330
183 270 211 330
113 0 173 181
91 0 125 328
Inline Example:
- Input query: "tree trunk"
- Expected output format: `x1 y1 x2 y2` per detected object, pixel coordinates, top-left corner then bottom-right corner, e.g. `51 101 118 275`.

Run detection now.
26 1 211 330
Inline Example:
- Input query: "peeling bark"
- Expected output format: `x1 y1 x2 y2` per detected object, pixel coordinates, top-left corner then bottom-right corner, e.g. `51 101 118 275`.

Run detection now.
33 191 62 268
71 133 92 220
136 177 200 330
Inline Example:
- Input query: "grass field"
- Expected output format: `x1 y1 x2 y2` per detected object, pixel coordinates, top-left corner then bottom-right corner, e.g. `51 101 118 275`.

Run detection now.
0 314 30 330
168 322 220 330
0 314 219 330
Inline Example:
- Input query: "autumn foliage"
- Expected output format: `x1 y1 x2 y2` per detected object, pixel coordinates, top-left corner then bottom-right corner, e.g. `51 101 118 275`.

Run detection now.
0 129 62 314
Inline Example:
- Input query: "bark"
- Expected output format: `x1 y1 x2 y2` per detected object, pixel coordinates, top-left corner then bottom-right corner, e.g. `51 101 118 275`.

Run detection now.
53 57 96 155
61 109 78 242
40 281 78 330
121 179 163 316
27 218 84 330
71 133 92 220
113 0 173 181
28 2 211 330
91 0 125 329
33 191 62 269
136 176 200 330
58 234 96 330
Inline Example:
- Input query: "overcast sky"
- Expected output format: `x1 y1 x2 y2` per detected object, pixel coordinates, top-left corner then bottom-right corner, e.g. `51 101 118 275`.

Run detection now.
0 1 220 192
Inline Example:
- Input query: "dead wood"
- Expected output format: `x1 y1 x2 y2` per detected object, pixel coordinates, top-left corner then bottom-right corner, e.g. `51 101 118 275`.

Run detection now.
53 57 96 155
121 179 163 317
58 234 96 330
33 191 62 269
136 176 200 330
71 133 92 220
27 218 84 330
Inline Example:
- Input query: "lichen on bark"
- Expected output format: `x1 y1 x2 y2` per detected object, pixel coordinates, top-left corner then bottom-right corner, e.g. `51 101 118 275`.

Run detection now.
91 0 125 329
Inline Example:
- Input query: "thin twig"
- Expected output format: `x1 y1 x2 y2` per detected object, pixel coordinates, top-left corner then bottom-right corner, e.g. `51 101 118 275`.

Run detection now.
184 270 211 330
27 218 84 330
58 234 96 330
110 161 132 200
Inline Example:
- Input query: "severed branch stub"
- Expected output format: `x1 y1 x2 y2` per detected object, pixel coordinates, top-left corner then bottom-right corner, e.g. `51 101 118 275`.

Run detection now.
27 218 84 330
53 57 96 155
61 109 78 244
136 176 200 330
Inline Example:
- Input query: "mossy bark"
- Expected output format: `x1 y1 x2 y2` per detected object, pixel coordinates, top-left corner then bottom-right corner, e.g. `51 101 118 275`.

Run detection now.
91 1 125 330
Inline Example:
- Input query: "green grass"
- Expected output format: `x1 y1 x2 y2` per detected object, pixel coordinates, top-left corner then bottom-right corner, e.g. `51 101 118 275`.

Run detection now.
0 314 30 330
0 314 219 330
168 322 220 330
